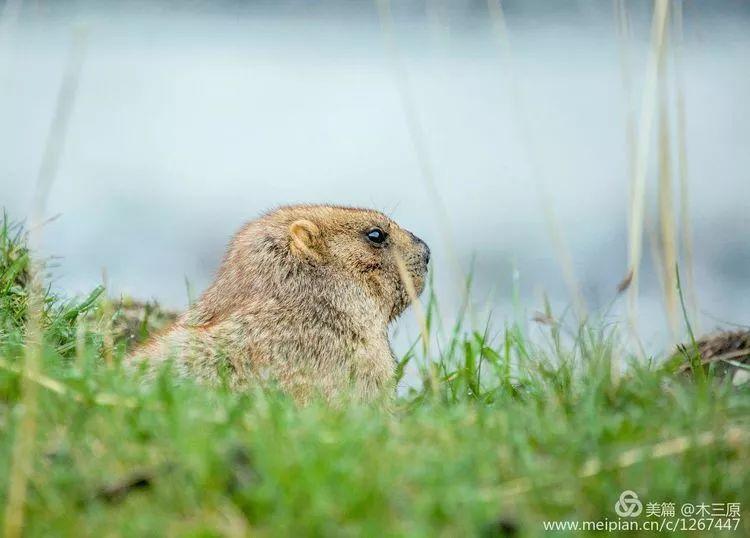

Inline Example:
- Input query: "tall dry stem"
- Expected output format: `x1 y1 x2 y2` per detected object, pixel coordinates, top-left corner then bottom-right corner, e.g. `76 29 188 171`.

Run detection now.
626 0 670 350
657 15 679 341
3 27 86 538
101 268 114 366
672 0 698 331
0 0 22 39
375 0 464 295
487 0 586 322
614 0 636 198
393 252 437 392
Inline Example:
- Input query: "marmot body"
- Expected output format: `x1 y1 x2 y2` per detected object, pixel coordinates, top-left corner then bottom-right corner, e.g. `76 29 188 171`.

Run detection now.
127 205 430 402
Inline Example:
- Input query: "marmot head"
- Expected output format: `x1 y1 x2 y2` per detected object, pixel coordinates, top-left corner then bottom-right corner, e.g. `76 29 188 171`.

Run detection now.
279 205 430 321
193 205 430 327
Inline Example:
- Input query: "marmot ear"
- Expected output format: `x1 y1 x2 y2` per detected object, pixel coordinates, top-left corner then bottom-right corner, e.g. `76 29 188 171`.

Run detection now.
289 219 323 261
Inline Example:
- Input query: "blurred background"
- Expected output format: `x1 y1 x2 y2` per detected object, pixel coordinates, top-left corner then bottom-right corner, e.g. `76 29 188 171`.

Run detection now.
1 0 748 357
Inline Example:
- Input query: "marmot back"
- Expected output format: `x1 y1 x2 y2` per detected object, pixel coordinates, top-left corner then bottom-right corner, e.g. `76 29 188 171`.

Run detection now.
127 204 430 403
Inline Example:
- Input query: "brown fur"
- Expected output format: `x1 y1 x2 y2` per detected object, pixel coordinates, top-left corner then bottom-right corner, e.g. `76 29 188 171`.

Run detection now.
126 205 430 403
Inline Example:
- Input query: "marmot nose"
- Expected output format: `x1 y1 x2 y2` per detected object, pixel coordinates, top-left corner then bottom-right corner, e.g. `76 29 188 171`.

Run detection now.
409 232 430 265
422 242 431 264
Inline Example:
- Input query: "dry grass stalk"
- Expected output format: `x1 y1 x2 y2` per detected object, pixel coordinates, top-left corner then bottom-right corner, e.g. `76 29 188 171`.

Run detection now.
75 313 87 369
644 211 666 316
3 27 87 538
672 0 699 331
426 0 450 45
0 357 137 409
581 426 747 477
487 0 586 321
101 268 114 366
0 0 22 40
3 265 43 538
614 0 637 209
626 0 670 349
489 426 748 501
393 252 437 390
657 17 679 342
375 0 465 294
613 0 638 373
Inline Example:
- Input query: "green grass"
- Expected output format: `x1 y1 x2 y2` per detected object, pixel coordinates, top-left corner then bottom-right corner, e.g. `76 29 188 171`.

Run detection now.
1 217 748 536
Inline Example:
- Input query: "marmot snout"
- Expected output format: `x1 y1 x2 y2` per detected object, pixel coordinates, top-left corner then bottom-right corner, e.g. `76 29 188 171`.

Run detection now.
127 205 430 402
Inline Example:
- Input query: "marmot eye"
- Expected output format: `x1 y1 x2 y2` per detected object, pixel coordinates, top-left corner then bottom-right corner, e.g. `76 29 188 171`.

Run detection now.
365 227 387 245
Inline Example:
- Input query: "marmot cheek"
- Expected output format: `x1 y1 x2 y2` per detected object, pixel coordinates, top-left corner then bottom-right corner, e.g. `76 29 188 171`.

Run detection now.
408 257 428 282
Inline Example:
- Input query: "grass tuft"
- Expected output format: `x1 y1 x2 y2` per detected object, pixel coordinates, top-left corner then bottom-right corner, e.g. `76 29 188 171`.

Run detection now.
0 217 748 535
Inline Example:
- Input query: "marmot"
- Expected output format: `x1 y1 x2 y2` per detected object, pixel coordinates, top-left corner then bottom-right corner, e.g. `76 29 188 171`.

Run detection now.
127 205 430 402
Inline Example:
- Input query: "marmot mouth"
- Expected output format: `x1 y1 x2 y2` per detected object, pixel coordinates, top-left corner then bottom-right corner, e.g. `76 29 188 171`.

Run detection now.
412 260 429 279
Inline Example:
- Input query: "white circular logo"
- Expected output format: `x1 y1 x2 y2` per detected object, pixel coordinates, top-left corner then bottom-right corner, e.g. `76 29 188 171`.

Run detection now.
615 490 643 517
